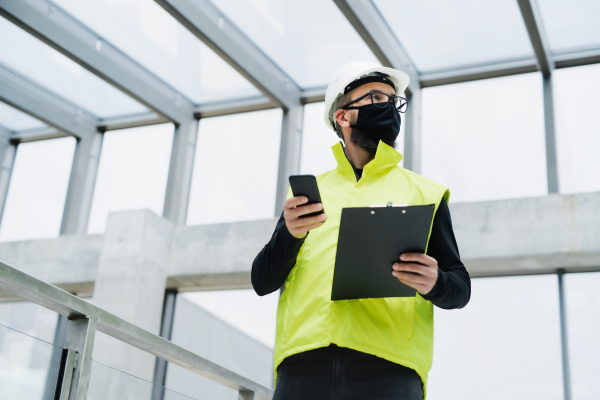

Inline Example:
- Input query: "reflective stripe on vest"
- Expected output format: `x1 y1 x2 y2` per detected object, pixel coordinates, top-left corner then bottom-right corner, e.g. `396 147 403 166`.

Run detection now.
274 141 450 399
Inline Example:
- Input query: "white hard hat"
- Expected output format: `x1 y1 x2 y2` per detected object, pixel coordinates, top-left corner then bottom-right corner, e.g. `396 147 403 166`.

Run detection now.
323 61 410 132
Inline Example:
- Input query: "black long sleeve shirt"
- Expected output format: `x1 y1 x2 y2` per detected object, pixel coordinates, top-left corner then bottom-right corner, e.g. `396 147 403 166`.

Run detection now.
252 165 470 310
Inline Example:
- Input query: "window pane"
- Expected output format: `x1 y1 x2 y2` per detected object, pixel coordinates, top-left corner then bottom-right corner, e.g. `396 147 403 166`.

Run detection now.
187 109 282 225
421 73 547 203
565 272 600 399
166 291 276 399
0 102 46 132
88 124 174 234
206 0 378 88
0 17 146 118
429 275 563 400
300 101 406 176
53 0 261 104
0 137 75 242
373 0 534 72
553 64 600 194
538 0 600 55
0 302 59 344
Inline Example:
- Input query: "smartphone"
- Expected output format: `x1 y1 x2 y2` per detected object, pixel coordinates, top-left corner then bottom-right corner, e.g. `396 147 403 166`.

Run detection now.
289 175 324 218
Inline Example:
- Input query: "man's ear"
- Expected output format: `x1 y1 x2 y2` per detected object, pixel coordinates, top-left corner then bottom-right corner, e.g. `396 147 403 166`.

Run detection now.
334 108 351 129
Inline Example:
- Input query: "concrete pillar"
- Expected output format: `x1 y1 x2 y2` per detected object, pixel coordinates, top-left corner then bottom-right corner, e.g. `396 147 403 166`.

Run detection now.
90 209 174 399
60 132 103 235
274 105 304 215
163 119 199 225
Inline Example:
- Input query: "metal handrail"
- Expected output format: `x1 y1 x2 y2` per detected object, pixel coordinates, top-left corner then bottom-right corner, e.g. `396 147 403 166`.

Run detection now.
0 260 273 400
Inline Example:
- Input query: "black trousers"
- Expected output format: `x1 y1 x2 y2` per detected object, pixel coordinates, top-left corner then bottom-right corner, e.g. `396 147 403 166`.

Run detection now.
273 345 423 400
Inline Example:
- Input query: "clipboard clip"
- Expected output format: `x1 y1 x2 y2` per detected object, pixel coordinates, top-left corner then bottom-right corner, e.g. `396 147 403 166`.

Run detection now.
370 202 408 208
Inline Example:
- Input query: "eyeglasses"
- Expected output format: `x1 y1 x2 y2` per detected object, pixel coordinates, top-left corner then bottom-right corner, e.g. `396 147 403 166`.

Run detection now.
342 92 408 113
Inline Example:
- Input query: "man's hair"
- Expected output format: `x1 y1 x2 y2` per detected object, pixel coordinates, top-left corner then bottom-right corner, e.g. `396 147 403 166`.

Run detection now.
333 92 352 139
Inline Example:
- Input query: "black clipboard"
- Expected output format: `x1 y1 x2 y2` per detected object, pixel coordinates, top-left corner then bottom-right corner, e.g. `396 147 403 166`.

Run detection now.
331 204 435 300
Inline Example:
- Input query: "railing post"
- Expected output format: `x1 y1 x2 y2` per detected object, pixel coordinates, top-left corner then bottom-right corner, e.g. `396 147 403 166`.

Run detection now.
64 316 98 400
152 289 178 400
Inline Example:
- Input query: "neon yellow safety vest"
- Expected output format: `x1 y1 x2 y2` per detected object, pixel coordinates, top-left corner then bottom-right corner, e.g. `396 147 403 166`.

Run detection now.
274 141 450 398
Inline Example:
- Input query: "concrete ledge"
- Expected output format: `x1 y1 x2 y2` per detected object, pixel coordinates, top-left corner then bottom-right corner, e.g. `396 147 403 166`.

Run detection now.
0 192 598 300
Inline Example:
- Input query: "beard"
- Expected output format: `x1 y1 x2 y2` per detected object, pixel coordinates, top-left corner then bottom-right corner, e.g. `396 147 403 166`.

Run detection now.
350 126 396 155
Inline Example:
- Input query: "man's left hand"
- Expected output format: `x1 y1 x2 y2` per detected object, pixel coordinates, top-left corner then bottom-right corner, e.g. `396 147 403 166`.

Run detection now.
392 253 439 295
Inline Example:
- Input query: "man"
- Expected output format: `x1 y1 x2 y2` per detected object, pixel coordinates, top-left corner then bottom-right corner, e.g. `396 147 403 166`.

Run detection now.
252 61 470 400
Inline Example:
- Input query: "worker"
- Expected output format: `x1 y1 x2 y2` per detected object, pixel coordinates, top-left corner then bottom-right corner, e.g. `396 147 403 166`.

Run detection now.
252 61 471 400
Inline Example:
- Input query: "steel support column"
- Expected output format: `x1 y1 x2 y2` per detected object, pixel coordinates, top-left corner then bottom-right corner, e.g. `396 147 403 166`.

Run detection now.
275 106 304 215
557 270 572 400
152 289 178 400
163 119 199 225
0 138 16 227
404 89 422 174
543 76 559 193
60 132 103 235
63 316 98 400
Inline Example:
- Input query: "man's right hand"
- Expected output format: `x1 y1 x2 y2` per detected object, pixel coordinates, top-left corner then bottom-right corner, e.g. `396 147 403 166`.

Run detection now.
284 196 328 239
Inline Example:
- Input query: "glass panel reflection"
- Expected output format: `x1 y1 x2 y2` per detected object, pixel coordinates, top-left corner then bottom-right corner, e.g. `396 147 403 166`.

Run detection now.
206 0 378 88
53 0 260 104
565 272 600 399
428 275 564 400
537 0 600 55
0 102 46 132
0 137 76 242
0 17 146 118
88 360 197 400
0 323 61 400
373 0 534 72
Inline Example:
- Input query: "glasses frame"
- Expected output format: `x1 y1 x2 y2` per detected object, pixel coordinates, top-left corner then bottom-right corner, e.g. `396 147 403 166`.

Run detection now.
342 91 408 113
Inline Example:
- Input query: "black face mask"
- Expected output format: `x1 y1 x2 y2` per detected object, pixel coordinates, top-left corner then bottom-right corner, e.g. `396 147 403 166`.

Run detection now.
350 103 401 145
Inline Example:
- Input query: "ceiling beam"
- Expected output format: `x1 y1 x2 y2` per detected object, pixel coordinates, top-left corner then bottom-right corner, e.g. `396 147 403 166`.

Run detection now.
154 0 302 110
0 0 194 124
333 0 419 95
517 0 554 76
0 63 97 138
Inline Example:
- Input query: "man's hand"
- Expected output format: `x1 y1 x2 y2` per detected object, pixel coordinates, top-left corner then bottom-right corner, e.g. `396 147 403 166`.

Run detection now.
284 196 327 239
392 253 439 295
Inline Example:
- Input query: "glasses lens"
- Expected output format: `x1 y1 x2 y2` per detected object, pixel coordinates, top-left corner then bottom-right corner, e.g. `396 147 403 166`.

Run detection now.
371 93 390 108
395 97 407 113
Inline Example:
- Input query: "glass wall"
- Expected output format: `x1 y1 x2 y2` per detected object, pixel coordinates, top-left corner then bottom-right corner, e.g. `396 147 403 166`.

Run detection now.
428 275 564 400
187 109 283 225
0 137 76 242
553 64 600 194
565 272 600 399
421 72 548 203
88 124 174 233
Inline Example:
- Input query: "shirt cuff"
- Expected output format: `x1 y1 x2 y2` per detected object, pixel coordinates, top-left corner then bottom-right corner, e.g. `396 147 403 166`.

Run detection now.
420 268 445 301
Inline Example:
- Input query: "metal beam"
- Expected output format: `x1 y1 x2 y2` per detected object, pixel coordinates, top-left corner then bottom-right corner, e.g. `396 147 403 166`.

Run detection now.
403 89 421 173
0 138 16 228
557 270 572 400
0 63 98 138
0 0 194 124
163 119 199 225
275 105 304 215
420 58 538 88
60 132 103 235
154 0 302 110
517 0 554 76
543 76 559 193
333 0 419 95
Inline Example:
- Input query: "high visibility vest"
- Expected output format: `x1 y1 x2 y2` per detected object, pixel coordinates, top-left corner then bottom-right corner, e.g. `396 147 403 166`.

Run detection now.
274 141 450 398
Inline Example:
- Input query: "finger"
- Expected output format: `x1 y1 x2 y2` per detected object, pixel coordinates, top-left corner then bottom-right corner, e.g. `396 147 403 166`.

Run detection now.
288 212 327 228
289 221 325 236
399 252 436 266
284 196 308 210
393 271 427 286
287 203 323 219
392 262 427 274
